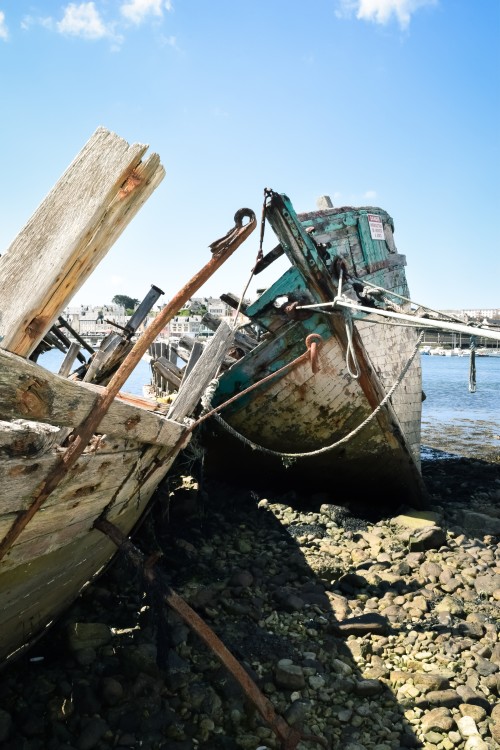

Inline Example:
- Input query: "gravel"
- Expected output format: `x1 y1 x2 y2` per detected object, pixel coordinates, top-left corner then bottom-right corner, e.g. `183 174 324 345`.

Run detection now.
0 453 498 750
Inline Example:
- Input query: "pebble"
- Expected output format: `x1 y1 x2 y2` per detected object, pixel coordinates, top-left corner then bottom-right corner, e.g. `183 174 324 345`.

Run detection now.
0 460 498 750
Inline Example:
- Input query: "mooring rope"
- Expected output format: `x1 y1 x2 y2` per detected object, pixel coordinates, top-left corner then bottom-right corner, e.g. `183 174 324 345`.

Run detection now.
202 331 424 461
343 309 360 379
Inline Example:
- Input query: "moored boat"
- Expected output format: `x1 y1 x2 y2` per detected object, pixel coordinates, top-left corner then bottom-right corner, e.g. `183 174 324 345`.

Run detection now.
199 190 428 507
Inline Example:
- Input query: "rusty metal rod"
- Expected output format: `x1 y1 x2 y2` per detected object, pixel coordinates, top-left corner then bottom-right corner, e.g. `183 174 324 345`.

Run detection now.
0 209 256 562
94 518 328 750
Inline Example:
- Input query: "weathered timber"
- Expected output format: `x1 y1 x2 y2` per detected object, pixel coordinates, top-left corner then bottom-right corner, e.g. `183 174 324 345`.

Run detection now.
253 242 285 274
0 128 165 357
0 438 178 659
58 342 82 377
220 292 249 315
202 312 257 352
181 341 204 381
0 420 63 457
0 206 256 566
152 356 182 389
167 322 234 421
0 348 184 448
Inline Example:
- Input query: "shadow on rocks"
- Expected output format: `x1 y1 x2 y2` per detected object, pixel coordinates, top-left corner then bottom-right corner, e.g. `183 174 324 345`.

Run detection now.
0 450 498 750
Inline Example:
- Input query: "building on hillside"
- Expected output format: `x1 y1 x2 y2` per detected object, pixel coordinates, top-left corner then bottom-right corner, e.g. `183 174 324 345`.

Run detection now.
441 308 500 322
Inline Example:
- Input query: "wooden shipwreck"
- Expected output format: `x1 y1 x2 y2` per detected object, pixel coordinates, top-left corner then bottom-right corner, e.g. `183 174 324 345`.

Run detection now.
0 128 255 664
197 190 429 507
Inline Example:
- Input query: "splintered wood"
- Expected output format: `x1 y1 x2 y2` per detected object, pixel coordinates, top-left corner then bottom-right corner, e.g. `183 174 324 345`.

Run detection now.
0 127 165 357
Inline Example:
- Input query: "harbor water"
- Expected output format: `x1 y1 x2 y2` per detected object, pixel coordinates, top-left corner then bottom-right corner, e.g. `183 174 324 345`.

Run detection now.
420 354 500 462
39 349 500 463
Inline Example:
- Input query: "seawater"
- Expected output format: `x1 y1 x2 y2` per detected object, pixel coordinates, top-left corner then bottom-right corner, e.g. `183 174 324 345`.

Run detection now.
421 354 500 460
38 349 499 461
38 349 152 397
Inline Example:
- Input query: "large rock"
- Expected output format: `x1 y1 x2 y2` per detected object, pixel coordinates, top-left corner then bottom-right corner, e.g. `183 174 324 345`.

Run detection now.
474 573 500 597
459 510 500 536
394 510 443 529
409 526 447 551
413 672 450 692
421 707 454 733
425 689 462 708
67 622 112 652
331 613 389 637
274 660 306 690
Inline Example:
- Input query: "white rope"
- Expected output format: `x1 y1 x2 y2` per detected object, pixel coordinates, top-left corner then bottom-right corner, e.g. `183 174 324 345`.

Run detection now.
343 310 360 379
205 331 424 460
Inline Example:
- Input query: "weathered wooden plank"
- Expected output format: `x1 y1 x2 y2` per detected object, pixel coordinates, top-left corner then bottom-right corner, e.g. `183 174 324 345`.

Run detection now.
0 491 154 661
202 312 257 352
167 321 234 421
153 356 183 384
58 342 81 377
182 341 204 380
0 348 185 447
0 465 168 660
0 420 63 457
0 445 174 573
253 243 285 274
0 127 165 356
0 445 144 514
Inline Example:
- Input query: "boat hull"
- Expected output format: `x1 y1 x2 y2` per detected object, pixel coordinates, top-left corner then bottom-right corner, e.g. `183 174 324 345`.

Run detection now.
205 317 423 504
203 192 426 507
0 351 187 664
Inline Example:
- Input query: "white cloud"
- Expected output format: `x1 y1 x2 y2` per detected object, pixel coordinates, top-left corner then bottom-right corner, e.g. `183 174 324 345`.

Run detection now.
57 2 110 40
121 0 172 25
337 0 437 30
160 34 178 49
0 11 9 41
364 190 377 200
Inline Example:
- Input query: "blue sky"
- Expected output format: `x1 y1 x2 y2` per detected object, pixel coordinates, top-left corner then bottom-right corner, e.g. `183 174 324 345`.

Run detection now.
1 0 499 311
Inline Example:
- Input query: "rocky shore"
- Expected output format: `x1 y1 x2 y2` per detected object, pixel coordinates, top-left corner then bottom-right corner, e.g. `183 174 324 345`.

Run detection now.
0 454 498 750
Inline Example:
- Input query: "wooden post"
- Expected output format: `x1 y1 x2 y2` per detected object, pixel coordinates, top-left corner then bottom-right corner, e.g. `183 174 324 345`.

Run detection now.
167 322 234 422
58 342 81 378
182 341 204 381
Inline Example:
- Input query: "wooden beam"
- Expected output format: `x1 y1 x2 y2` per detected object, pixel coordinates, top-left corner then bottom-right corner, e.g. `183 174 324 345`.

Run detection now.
182 341 204 380
167 322 234 421
152 356 182 390
0 348 184 448
0 127 165 357
202 312 257 352
58 342 81 378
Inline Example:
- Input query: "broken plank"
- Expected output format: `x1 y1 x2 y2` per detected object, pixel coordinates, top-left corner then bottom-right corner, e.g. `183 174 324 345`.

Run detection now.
167 321 234 422
202 312 257 352
0 348 185 448
0 127 165 357
153 356 183 389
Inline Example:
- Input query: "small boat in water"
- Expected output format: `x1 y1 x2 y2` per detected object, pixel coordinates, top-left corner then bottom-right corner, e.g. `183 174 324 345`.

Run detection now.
199 190 428 507
0 128 255 664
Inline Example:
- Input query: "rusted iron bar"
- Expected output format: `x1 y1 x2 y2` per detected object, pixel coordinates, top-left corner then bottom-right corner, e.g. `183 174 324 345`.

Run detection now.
94 518 328 750
57 316 95 355
0 209 256 563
